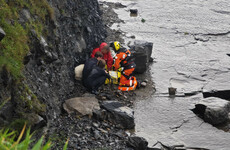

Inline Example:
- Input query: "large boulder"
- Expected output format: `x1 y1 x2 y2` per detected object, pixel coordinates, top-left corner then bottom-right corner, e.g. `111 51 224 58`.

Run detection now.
63 97 100 116
0 27 6 41
130 40 153 73
101 101 135 129
192 97 230 125
127 136 148 150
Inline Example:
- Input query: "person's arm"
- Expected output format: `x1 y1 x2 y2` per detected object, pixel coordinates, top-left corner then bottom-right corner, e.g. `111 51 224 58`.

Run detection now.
107 52 113 71
104 70 111 79
114 53 125 70
98 68 111 79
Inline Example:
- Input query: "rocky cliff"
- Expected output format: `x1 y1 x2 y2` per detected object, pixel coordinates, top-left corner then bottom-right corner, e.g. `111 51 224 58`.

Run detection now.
0 0 106 128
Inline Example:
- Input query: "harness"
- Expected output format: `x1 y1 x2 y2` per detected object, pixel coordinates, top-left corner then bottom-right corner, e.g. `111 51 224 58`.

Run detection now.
118 48 135 69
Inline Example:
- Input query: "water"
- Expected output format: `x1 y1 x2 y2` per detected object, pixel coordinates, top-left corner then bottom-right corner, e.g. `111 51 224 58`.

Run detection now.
100 0 230 149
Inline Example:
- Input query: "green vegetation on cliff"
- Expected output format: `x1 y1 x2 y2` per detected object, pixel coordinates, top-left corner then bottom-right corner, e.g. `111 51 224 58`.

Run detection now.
0 0 54 128
0 0 54 79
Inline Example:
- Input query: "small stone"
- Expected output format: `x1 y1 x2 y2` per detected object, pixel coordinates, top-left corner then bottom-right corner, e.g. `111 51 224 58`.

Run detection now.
93 123 99 128
141 82 147 87
98 128 108 134
130 35 136 39
168 87 177 95
44 83 49 87
74 133 80 137
130 9 138 14
149 57 154 62
101 96 107 100
94 130 101 139
144 79 149 83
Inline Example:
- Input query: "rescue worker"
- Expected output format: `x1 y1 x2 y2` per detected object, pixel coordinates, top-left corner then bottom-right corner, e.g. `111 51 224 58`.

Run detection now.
85 59 111 95
111 41 138 91
91 42 113 70
82 51 103 86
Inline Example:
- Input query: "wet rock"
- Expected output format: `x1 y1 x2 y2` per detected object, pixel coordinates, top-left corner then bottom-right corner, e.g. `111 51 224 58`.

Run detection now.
0 27 6 41
127 136 148 150
93 122 99 128
101 101 135 129
141 82 147 87
130 9 138 15
192 97 230 125
63 97 100 116
168 87 177 95
130 40 153 73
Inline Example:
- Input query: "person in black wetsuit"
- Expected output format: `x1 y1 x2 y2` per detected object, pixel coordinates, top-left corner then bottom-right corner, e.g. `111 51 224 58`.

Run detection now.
85 59 111 95
82 51 103 86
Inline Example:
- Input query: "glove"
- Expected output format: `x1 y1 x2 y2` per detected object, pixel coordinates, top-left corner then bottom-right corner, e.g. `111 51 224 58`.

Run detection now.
118 67 123 72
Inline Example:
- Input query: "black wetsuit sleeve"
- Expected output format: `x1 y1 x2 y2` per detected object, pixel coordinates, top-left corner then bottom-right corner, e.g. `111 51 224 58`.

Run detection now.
99 68 111 79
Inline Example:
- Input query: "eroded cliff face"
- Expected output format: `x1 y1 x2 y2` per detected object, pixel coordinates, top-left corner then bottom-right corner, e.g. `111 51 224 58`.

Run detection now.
0 0 106 127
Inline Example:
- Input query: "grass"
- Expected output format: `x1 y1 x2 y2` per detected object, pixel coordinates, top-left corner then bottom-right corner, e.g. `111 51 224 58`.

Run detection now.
0 124 68 150
0 0 54 79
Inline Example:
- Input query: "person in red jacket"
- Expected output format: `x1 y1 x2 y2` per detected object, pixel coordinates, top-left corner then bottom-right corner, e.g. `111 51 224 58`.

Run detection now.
91 42 113 70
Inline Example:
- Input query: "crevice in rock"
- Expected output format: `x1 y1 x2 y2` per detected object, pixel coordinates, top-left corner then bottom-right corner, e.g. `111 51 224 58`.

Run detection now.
211 9 230 15
203 31 230 36
170 119 189 130
174 41 197 48
152 141 210 150
202 90 230 100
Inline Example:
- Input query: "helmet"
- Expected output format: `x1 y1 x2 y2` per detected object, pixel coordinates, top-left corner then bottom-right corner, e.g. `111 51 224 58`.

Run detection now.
112 41 121 51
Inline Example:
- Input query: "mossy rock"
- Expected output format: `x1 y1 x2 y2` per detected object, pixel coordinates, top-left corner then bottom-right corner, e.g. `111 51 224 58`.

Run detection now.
14 82 46 115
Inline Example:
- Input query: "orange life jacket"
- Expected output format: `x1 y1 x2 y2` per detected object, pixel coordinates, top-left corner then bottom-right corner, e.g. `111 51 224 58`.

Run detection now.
114 48 135 70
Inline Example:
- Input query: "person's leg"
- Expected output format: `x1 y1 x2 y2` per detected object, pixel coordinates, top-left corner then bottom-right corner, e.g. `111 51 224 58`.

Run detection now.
91 76 107 91
120 68 135 86
84 81 92 92
118 76 137 91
